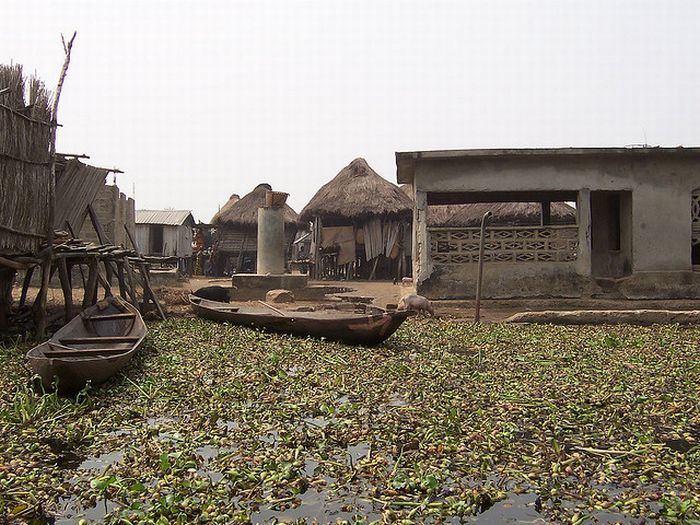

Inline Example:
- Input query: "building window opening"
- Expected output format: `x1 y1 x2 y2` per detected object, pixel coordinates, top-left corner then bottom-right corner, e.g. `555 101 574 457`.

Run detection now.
692 191 700 268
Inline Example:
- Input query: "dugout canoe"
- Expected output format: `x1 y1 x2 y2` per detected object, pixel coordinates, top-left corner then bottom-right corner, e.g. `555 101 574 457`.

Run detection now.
189 295 414 346
26 296 147 391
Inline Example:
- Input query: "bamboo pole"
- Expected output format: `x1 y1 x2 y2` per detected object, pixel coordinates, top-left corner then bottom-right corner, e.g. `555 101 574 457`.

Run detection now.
34 31 77 337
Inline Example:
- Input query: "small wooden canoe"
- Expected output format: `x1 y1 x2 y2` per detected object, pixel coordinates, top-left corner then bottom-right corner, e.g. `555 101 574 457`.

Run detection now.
26 297 147 391
189 295 414 346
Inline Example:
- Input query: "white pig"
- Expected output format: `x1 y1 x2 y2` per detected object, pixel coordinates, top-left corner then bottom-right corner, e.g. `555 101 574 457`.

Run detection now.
398 294 435 316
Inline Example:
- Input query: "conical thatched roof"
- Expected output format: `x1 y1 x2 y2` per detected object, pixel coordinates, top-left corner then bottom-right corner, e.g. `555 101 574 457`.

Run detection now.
400 185 576 227
212 184 298 227
299 158 413 223
211 193 240 224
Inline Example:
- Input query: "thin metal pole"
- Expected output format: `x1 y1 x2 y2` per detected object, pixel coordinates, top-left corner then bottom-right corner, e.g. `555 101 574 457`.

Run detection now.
474 211 492 323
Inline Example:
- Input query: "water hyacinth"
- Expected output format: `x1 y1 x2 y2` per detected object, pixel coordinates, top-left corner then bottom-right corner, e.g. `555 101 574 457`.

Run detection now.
1 318 699 524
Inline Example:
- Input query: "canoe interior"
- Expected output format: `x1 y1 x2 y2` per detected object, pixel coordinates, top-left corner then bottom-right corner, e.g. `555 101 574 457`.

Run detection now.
189 295 414 346
26 297 147 391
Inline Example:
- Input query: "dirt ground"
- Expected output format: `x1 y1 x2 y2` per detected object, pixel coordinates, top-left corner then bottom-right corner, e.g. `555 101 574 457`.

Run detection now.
11 277 700 324
167 277 700 322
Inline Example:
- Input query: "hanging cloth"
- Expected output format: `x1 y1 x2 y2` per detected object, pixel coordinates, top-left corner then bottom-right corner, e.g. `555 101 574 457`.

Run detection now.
383 221 400 258
362 218 383 261
320 226 356 265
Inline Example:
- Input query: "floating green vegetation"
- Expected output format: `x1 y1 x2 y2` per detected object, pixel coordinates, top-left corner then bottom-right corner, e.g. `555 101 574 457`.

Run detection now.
1 318 699 524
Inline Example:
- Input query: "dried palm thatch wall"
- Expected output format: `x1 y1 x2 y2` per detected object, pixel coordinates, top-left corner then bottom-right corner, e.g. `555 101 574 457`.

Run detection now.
0 64 52 256
54 158 111 232
212 184 298 274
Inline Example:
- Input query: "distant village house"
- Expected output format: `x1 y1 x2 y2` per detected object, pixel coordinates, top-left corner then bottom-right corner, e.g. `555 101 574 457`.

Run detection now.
135 210 195 272
212 184 298 275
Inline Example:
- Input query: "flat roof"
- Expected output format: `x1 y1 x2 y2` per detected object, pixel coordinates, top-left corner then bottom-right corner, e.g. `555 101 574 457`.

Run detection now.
395 146 700 184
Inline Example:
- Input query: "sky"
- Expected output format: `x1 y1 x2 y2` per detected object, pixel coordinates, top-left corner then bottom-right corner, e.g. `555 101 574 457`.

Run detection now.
3 0 699 222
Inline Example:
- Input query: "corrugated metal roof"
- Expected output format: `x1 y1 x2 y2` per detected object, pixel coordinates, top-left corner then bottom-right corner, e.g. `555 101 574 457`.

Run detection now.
136 210 195 226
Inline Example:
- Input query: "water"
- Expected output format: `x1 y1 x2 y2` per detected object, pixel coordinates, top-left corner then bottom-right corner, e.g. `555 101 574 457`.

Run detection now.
78 450 124 472
466 492 545 524
346 442 371 467
54 497 119 525
303 416 331 429
250 487 381 523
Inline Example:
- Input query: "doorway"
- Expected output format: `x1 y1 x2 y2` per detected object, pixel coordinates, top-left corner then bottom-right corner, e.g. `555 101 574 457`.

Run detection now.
591 191 632 278
150 225 164 255
692 190 700 268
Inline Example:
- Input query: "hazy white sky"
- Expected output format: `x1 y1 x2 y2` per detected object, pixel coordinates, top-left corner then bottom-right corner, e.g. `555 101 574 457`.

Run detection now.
4 1 699 222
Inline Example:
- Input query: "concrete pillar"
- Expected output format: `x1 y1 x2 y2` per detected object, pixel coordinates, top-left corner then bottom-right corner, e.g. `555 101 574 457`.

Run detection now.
414 190 431 285
257 207 285 274
576 188 592 276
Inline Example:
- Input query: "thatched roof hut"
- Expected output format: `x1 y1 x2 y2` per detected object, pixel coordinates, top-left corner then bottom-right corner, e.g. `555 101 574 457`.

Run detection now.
210 183 298 275
213 184 298 227
400 185 576 227
300 158 412 224
301 159 413 280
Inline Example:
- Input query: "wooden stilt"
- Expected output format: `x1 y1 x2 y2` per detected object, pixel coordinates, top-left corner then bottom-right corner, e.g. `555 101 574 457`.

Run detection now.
96 262 112 298
19 266 35 307
83 257 99 309
33 259 51 337
0 270 14 330
58 258 73 321
124 225 166 320
124 260 140 310
115 261 128 299
137 261 165 320
65 222 87 288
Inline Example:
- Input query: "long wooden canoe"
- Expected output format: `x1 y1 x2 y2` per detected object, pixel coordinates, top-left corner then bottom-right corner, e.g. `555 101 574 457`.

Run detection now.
189 295 414 346
26 296 147 391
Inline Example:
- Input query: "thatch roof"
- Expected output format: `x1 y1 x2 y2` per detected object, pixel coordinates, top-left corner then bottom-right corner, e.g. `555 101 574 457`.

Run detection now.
211 193 240 224
427 202 576 227
400 185 576 227
299 158 413 223
212 184 298 228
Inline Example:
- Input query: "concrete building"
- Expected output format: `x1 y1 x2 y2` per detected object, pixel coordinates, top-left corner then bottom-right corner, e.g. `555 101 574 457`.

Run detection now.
79 182 135 248
396 147 700 299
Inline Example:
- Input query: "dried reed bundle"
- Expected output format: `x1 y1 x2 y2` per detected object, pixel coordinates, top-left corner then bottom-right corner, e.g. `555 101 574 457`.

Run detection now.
0 63 52 255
